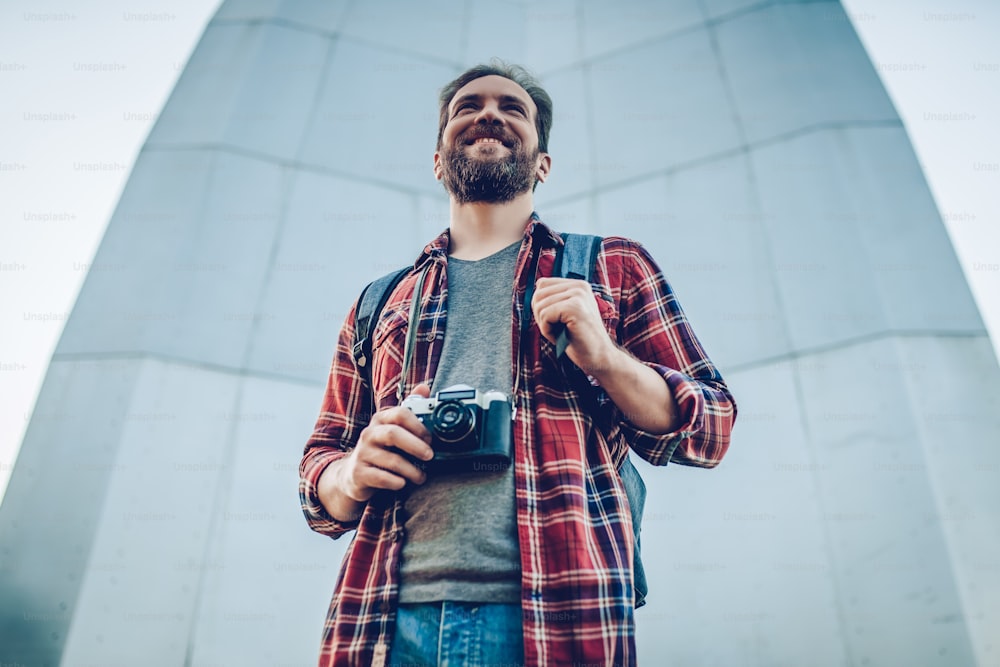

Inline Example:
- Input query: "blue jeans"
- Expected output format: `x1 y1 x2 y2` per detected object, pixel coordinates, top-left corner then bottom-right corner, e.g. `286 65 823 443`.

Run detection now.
389 601 525 667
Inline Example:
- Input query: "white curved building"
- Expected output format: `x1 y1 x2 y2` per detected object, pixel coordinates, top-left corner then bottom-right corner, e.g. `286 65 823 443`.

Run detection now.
1 1 998 665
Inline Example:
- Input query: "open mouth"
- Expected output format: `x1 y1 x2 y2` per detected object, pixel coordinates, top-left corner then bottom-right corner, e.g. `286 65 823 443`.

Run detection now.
463 132 512 148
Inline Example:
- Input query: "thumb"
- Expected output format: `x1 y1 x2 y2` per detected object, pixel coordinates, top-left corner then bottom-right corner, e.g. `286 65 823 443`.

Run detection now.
409 383 432 399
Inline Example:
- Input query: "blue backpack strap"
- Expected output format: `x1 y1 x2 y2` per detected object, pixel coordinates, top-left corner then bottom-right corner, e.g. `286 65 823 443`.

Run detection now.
553 233 602 357
556 232 602 280
555 232 649 608
352 267 411 386
619 457 648 608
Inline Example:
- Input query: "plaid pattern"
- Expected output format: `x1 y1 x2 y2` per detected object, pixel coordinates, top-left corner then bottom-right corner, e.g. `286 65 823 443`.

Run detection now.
300 215 737 666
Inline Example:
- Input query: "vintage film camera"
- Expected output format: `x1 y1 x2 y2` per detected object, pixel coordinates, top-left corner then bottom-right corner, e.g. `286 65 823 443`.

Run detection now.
401 384 513 471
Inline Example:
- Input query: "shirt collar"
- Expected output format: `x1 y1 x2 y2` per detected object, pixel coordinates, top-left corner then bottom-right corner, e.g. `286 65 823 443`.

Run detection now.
412 211 563 270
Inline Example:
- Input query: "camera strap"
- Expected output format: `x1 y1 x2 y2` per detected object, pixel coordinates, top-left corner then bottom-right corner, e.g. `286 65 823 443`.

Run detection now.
396 262 430 403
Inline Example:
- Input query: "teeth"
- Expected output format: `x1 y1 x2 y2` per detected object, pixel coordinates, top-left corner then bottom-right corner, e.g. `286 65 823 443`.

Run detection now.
474 137 502 144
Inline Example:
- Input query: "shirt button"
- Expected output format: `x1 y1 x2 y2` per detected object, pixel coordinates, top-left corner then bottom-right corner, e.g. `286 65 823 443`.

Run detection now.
377 602 391 615
391 528 404 542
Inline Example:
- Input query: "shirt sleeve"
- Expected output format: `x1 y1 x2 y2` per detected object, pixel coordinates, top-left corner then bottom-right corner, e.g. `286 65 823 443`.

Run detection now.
298 301 372 538
609 238 737 468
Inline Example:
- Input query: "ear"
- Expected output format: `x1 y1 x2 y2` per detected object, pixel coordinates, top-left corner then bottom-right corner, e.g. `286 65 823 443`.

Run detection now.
433 151 443 181
535 153 552 184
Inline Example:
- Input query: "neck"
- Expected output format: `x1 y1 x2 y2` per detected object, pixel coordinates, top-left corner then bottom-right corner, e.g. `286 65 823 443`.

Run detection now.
447 192 535 260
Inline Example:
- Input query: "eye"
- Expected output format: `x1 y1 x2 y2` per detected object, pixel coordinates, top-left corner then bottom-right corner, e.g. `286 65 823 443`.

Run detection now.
506 105 526 116
455 102 477 114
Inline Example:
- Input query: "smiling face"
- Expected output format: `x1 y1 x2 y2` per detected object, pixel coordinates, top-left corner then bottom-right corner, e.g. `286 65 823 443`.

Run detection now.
434 75 551 203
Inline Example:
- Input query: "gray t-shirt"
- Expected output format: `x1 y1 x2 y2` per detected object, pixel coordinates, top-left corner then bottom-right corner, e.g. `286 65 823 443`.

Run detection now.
397 241 521 604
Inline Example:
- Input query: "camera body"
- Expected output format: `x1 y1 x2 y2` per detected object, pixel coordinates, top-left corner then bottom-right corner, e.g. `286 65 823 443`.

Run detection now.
402 384 513 471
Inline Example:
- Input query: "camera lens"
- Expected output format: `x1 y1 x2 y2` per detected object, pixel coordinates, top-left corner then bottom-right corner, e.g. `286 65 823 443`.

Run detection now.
431 400 476 447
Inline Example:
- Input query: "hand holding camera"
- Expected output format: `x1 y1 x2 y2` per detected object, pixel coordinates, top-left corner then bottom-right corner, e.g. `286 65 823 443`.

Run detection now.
323 384 435 509
402 384 513 471
318 383 514 521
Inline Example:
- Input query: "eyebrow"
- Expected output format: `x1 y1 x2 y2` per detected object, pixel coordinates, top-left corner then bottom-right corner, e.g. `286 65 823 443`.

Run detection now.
451 93 531 113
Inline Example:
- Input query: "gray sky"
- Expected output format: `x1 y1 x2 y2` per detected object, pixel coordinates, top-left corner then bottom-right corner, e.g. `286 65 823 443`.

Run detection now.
1 0 998 501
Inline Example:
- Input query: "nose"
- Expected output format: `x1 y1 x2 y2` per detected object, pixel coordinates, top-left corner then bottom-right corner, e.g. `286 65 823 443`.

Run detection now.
473 101 504 125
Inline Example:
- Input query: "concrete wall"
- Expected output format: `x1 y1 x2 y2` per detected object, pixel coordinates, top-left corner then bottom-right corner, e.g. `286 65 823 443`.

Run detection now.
2 1 998 665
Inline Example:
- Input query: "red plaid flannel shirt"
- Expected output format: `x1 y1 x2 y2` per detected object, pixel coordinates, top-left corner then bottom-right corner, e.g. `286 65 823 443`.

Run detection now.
300 216 737 666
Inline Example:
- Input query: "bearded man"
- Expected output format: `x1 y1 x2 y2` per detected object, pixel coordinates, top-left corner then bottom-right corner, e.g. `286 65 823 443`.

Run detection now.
299 61 737 667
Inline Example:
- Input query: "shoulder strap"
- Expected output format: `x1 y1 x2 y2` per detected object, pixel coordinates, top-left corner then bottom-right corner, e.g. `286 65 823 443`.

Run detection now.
352 267 411 385
555 232 602 281
557 232 649 608
619 455 648 607
552 233 603 357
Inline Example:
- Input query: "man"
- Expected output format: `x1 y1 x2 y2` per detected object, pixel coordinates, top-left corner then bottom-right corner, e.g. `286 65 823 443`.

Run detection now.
300 61 737 666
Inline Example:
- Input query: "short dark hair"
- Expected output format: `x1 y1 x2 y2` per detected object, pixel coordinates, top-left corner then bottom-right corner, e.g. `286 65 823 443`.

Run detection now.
437 60 553 153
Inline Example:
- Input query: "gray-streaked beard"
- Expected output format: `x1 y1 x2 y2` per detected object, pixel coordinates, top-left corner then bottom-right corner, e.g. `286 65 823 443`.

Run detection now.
440 142 539 204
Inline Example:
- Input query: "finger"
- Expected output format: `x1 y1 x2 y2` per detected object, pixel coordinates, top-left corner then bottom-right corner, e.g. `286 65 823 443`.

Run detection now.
359 447 428 486
409 383 431 398
533 298 575 336
532 287 587 317
533 277 590 300
535 276 579 289
372 406 433 444
533 281 595 309
533 290 600 328
355 464 409 493
362 422 434 467
530 300 552 339
388 425 435 462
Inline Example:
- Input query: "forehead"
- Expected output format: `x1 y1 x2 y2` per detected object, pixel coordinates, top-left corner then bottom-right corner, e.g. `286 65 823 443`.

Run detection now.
449 75 536 115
